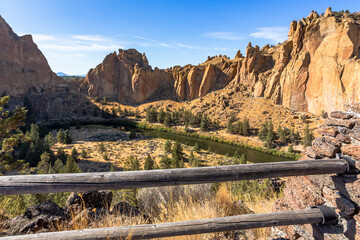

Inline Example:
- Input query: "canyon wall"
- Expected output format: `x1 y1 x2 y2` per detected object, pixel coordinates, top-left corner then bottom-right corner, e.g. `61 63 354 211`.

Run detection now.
82 8 360 114
0 15 63 96
0 15 93 120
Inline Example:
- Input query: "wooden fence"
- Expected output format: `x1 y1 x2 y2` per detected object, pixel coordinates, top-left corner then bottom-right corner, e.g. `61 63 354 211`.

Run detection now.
0 159 349 239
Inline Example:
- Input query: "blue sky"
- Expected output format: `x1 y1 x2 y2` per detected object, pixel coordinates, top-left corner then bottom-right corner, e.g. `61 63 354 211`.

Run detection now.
0 0 359 75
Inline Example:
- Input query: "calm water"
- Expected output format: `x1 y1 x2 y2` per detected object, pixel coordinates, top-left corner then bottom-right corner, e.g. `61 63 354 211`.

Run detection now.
141 130 290 163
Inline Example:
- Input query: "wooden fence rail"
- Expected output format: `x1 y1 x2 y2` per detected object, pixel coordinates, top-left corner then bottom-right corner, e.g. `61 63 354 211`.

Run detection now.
0 159 349 195
1 207 336 240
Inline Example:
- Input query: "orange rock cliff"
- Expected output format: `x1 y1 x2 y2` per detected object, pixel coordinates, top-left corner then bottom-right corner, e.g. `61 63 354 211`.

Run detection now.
81 8 360 114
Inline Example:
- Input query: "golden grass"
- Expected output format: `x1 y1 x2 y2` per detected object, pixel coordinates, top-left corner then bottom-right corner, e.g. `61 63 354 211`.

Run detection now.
47 183 277 240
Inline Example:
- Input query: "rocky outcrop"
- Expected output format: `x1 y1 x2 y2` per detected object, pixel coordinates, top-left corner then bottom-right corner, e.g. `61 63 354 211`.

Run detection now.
0 15 96 121
2 191 148 235
273 110 360 239
81 49 174 103
82 9 360 114
233 8 360 114
0 15 63 97
81 49 237 103
3 202 66 235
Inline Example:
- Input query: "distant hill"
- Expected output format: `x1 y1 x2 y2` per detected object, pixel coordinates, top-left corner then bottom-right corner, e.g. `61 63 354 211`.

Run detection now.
56 72 69 77
57 72 86 77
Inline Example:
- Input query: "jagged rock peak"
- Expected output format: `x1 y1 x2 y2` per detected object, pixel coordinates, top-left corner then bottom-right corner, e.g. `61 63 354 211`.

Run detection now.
0 15 63 97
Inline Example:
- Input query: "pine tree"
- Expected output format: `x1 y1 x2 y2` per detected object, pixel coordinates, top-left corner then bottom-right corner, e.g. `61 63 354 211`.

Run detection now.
242 118 250 136
160 155 172 169
188 151 195 166
37 152 52 174
98 143 106 153
56 148 67 163
0 96 27 174
56 129 65 144
130 156 141 171
71 148 79 162
103 152 109 161
65 155 81 173
164 112 172 127
53 158 64 173
200 114 209 131
64 129 72 144
158 108 166 123
80 150 87 158
302 124 314 147
233 150 242 160
265 130 276 149
239 154 247 164
44 132 56 150
171 142 183 168
164 140 172 153
193 142 200 152
258 121 268 141
144 154 155 170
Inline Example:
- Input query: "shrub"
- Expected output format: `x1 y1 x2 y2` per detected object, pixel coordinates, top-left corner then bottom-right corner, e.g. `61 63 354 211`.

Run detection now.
80 150 87 158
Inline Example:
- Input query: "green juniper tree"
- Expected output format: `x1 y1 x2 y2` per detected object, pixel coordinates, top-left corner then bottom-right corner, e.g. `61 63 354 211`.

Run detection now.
171 142 184 168
164 140 172 153
64 129 72 144
258 121 268 141
160 155 172 169
37 152 53 174
302 124 314 147
80 149 87 158
0 96 27 174
65 155 81 173
144 154 155 170
56 129 65 144
193 142 200 152
71 148 79 162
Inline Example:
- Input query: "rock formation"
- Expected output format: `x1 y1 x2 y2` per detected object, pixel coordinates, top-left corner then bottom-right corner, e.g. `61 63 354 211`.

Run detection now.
81 49 236 103
0 15 96 120
0 15 63 96
273 108 360 239
82 8 360 114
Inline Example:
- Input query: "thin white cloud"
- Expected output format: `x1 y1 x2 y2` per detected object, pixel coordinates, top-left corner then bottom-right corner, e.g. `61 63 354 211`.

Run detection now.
176 43 194 49
40 43 124 51
133 35 154 41
204 32 244 40
72 35 110 42
249 27 288 43
133 35 171 48
31 34 56 41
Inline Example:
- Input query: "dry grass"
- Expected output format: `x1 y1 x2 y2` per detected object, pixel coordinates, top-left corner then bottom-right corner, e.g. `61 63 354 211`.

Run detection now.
46 183 275 240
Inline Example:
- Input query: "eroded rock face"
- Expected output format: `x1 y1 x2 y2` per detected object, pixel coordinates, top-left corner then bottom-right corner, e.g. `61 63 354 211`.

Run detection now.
81 9 360 114
0 15 63 97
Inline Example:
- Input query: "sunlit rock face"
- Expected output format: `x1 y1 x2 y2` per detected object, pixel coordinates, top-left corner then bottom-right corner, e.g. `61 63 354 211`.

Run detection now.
83 8 360 114
0 15 63 97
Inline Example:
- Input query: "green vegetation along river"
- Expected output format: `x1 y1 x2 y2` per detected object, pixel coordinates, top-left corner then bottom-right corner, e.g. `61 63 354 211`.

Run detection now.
140 129 290 163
